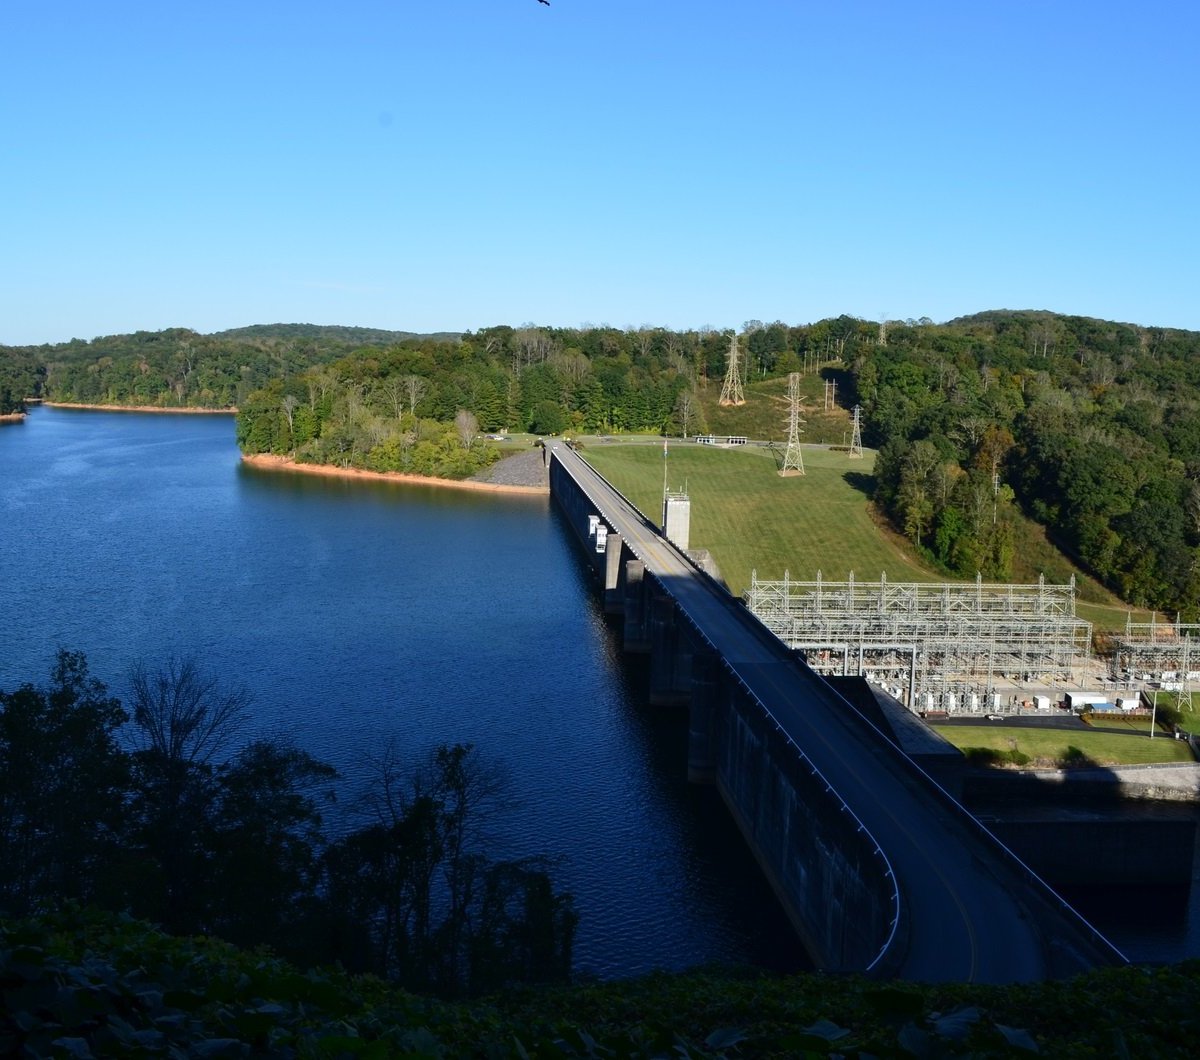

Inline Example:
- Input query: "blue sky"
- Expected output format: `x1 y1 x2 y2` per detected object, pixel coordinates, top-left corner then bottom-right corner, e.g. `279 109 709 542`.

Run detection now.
2 1 1197 345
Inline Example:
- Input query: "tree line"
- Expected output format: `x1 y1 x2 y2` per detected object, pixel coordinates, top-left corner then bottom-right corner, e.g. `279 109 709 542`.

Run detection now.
0 651 576 998
232 319 865 472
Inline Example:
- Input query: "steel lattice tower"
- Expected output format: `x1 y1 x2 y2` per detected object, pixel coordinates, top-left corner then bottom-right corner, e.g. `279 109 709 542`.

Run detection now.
849 405 863 458
719 332 745 406
780 372 805 476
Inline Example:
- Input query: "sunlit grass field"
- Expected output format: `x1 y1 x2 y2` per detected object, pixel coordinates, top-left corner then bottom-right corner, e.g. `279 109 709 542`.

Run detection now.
583 441 932 596
582 439 1145 631
931 724 1194 767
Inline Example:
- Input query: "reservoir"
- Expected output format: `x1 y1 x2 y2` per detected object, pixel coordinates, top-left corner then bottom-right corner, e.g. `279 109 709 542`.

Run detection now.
0 406 804 978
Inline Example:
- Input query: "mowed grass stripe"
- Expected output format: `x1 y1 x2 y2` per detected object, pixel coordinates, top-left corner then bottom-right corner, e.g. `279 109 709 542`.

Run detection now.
583 443 935 596
931 725 1194 767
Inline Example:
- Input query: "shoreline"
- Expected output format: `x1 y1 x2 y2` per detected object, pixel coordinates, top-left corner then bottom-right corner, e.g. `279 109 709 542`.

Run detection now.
241 452 550 495
0 411 26 423
44 402 237 415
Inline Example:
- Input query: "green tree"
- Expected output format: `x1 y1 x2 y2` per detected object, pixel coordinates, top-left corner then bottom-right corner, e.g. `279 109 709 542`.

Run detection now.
125 658 250 933
205 741 337 958
530 400 566 435
320 743 574 996
0 651 129 914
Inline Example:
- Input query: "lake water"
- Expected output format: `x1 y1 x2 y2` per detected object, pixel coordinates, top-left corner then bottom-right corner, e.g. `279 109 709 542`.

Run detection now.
0 406 805 978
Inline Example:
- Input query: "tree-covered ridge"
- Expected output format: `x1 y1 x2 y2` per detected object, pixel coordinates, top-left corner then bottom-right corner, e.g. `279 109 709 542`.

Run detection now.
233 319 863 473
5 327 344 409
2 325 450 411
851 312 1200 614
212 322 462 345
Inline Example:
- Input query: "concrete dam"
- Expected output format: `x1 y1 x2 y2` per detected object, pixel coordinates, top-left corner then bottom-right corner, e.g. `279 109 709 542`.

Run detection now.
548 442 1126 982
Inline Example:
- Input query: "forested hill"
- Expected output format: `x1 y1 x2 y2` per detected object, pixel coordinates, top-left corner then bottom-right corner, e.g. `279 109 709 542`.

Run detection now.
212 323 462 345
0 347 43 415
854 312 1200 614
0 325 458 411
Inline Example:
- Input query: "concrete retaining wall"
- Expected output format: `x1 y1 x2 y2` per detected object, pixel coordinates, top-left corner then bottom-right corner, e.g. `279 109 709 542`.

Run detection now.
964 763 1200 804
713 673 896 970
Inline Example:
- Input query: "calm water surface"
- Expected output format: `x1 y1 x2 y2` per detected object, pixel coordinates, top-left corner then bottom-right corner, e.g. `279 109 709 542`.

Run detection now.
0 407 805 977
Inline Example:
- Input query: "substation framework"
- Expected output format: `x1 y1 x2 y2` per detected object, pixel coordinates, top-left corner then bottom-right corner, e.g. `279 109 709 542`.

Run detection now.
745 571 1093 711
1112 616 1199 713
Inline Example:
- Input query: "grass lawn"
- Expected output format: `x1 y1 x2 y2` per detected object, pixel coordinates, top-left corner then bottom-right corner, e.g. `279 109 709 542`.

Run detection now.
931 725 1195 768
583 442 933 596
1139 688 1200 732
694 369 853 445
582 430 1146 628
1087 715 1158 734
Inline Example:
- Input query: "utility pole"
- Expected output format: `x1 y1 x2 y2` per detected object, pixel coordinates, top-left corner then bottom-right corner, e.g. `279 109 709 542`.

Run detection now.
824 379 838 411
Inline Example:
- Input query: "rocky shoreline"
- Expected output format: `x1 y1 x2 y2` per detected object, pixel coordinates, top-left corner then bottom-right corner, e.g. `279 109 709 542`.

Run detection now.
242 451 549 495
44 402 236 415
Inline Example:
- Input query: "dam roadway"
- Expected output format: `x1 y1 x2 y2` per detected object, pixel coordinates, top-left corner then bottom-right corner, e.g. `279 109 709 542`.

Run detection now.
549 442 1126 983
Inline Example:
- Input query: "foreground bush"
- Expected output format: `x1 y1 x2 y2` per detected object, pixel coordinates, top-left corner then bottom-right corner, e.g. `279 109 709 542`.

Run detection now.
3 907 1199 1057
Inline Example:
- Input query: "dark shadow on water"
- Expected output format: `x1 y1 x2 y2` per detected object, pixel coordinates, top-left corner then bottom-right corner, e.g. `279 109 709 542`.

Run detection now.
959 751 1200 964
552 510 812 975
597 612 811 974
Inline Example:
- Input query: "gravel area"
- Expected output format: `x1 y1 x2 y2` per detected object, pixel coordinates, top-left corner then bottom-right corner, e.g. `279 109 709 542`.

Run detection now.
471 446 549 488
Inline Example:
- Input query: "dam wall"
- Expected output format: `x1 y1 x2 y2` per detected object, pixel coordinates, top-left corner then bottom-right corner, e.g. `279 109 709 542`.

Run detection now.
550 453 899 971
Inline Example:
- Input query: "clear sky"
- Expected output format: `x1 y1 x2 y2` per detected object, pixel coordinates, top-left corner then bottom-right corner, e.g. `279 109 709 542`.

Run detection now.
3 1 1197 345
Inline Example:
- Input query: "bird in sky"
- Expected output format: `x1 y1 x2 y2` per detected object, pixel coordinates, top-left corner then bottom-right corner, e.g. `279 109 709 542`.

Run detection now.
537 0 550 6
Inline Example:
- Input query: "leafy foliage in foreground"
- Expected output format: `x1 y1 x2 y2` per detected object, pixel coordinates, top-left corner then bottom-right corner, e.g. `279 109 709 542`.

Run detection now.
0 653 575 1001
3 907 1198 1058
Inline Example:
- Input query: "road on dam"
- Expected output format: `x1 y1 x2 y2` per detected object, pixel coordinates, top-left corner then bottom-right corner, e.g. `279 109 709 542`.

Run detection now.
550 442 1125 983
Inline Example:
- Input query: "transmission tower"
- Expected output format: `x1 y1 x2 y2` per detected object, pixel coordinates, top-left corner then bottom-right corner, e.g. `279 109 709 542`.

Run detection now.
1180 633 1194 718
780 372 806 476
848 405 863 458
718 332 745 406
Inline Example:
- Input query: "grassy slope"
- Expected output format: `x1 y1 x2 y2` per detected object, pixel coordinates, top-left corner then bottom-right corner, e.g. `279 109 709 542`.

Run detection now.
932 724 1195 767
587 367 1144 631
585 442 932 597
707 372 1140 610
694 369 852 445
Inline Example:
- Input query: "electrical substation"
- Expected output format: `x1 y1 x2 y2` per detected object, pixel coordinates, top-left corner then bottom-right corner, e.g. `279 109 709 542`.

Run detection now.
745 571 1103 713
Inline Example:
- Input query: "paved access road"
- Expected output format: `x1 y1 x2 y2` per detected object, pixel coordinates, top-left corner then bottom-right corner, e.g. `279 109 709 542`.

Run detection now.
553 443 1121 982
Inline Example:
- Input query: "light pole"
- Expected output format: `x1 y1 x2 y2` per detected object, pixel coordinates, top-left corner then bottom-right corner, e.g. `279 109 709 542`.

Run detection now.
1151 689 1158 739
